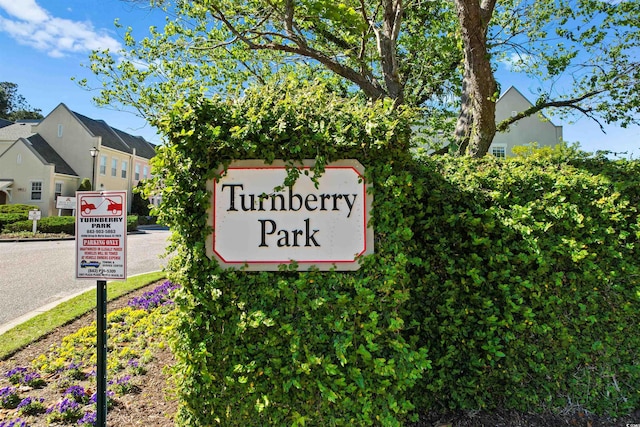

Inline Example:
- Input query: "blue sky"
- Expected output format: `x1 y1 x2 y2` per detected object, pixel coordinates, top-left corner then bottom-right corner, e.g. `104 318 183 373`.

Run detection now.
1 0 638 157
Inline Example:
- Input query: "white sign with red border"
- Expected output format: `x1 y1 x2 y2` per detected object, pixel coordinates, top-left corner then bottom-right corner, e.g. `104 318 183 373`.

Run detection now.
75 191 127 280
207 159 373 271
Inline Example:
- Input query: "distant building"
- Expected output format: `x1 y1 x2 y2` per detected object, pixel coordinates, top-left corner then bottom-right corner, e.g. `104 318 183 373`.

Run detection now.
415 86 563 158
0 120 37 155
489 86 563 158
0 104 156 215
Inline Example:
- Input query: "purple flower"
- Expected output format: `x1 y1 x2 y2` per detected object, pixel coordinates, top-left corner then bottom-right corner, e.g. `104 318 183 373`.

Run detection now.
4 367 45 388
17 397 45 415
0 386 20 409
127 281 180 311
46 397 79 414
89 390 114 405
116 375 131 385
46 397 83 423
5 367 27 384
17 397 36 409
64 385 88 403
78 411 97 426
0 419 28 427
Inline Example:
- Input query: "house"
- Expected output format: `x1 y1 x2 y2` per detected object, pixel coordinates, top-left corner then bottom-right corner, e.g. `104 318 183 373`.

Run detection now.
0 120 37 155
414 86 563 157
0 104 156 216
488 86 563 158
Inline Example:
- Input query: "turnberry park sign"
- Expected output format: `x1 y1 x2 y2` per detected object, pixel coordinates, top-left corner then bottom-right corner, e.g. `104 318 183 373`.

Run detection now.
207 160 373 271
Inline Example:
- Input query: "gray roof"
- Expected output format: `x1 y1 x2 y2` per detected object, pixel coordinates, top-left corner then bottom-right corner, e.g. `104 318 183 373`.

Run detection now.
26 135 78 176
0 118 12 129
112 128 156 159
72 112 133 154
70 110 156 159
0 122 35 142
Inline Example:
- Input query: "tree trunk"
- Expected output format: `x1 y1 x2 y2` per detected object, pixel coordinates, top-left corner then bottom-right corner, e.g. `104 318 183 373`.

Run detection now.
453 0 498 157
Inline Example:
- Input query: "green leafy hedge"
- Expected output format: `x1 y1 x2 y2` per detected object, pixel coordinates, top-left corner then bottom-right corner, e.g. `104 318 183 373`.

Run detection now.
408 154 640 416
4 215 139 234
0 204 38 213
0 204 37 231
148 80 640 426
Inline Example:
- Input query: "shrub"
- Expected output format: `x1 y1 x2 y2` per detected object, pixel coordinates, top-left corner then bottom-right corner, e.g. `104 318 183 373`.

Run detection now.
152 81 426 426
127 215 138 232
0 205 37 231
4 215 75 234
403 154 640 416
4 215 138 234
0 204 38 214
0 213 27 232
77 178 92 191
151 80 640 426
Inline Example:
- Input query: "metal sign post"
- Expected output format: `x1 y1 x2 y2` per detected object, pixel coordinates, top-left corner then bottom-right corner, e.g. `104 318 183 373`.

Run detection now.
75 190 127 427
96 279 107 426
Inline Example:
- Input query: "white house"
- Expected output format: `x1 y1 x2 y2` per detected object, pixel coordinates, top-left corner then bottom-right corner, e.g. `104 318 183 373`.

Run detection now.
414 86 563 157
489 86 563 158
0 120 37 155
0 104 155 216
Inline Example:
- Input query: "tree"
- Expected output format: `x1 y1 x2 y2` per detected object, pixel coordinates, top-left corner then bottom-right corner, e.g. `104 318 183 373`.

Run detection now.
131 182 151 216
77 178 92 191
85 0 640 157
0 82 44 121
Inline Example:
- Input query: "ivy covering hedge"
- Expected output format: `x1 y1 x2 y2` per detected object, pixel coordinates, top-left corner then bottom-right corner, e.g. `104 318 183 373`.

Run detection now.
148 81 640 426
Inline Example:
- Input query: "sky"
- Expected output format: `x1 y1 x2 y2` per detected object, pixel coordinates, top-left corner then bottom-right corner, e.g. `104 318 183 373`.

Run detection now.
0 0 638 157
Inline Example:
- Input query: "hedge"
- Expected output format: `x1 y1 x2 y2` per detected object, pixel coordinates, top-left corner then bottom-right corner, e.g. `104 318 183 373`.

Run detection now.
146 80 640 426
408 154 640 416
3 215 139 234
0 204 37 231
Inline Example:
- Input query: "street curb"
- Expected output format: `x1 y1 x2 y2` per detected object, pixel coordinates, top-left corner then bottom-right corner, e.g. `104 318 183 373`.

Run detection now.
0 270 163 336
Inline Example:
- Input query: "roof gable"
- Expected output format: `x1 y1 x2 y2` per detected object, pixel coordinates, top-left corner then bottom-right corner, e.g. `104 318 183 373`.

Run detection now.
71 111 133 154
25 135 78 176
0 122 35 142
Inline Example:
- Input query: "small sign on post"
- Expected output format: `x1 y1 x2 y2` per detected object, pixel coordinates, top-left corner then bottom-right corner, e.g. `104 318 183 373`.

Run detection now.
28 210 41 234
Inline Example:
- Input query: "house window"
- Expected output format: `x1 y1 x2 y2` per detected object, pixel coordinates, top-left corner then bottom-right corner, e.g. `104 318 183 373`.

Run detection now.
135 164 140 181
111 159 118 177
55 182 63 199
31 181 43 200
121 161 128 179
491 145 507 159
99 155 107 175
143 166 148 179
57 124 63 137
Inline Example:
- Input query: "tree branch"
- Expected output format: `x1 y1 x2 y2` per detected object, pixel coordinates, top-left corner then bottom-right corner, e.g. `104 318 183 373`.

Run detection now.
496 89 606 133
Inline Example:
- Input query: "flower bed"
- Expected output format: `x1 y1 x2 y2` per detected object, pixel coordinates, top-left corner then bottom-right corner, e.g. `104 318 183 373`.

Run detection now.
0 281 179 426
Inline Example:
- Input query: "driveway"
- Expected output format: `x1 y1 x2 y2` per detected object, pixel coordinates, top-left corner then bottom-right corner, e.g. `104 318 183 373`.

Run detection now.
0 229 171 333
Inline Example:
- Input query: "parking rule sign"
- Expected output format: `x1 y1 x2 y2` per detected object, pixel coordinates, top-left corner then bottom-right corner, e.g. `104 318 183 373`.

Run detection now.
75 191 127 280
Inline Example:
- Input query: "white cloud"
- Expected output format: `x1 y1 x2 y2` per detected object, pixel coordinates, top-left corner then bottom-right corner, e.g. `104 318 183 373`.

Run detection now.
0 0 121 57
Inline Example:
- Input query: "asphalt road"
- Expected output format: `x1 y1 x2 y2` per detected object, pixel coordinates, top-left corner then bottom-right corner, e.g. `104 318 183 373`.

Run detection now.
0 229 171 333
